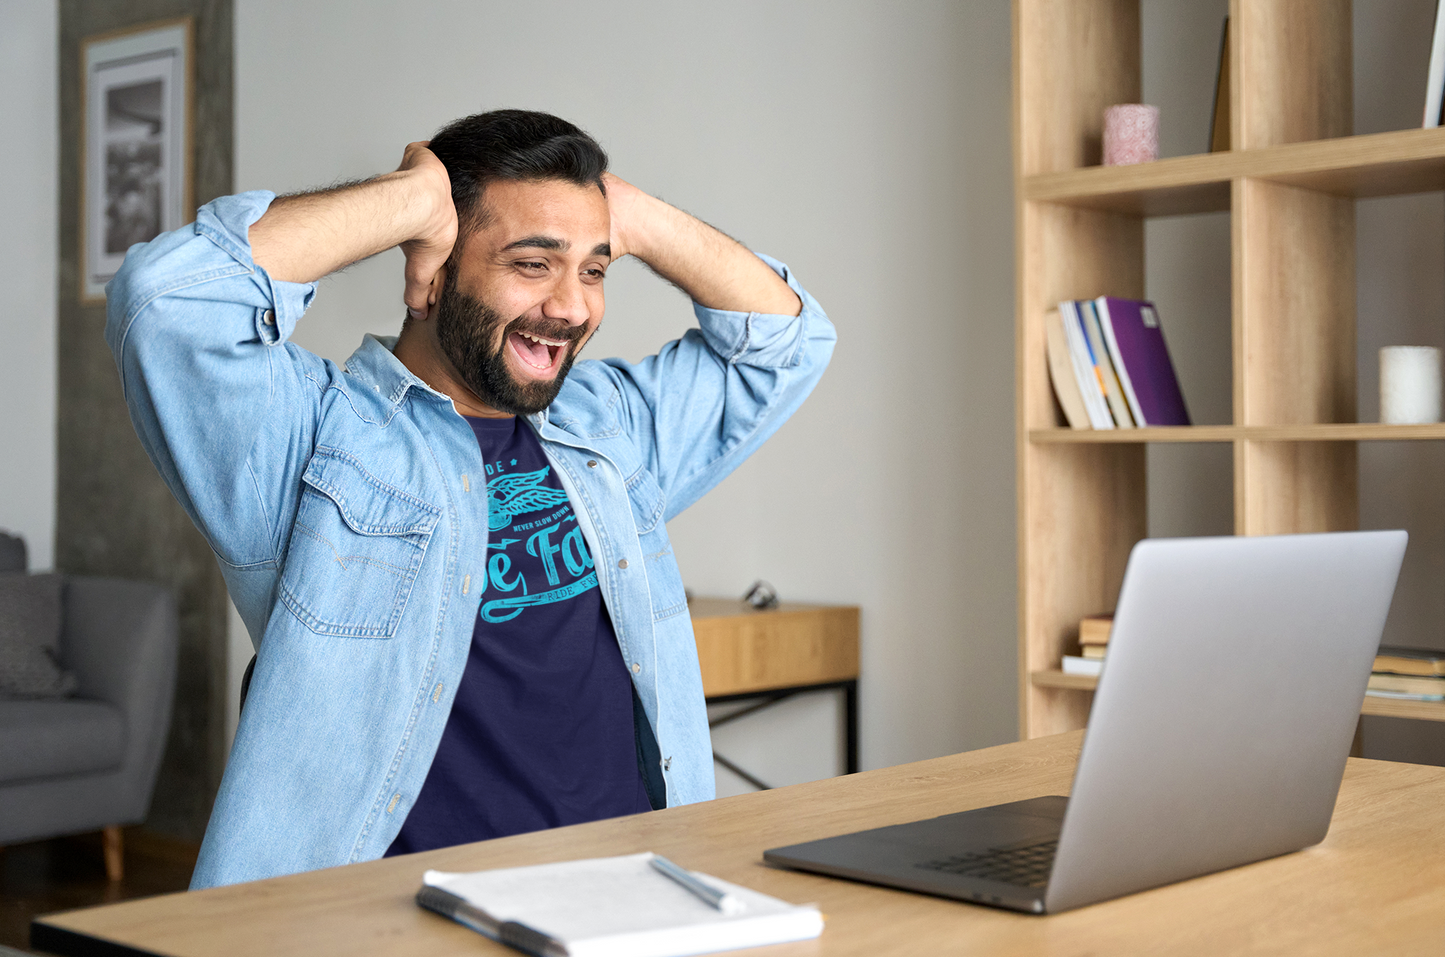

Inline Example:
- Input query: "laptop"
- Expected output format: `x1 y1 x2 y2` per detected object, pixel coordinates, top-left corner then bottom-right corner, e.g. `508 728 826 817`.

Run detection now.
764 531 1407 914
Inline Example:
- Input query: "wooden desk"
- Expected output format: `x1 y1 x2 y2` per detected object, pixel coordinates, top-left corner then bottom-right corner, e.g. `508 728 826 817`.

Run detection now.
33 733 1445 956
691 599 860 781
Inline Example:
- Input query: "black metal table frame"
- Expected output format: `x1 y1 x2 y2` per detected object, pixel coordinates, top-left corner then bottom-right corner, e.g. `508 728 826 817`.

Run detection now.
705 678 858 791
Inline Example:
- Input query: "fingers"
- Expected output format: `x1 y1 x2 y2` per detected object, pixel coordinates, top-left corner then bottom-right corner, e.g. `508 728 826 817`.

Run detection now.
397 140 433 173
403 261 446 321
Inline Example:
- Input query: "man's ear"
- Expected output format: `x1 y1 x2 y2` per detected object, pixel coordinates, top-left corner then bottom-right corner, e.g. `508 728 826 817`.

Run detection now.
426 263 448 320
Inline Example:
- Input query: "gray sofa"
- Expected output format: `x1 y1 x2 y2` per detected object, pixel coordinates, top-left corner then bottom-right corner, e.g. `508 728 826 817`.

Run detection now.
0 534 177 879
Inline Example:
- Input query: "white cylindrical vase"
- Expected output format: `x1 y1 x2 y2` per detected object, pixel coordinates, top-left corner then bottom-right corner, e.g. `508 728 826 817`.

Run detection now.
1380 346 1443 424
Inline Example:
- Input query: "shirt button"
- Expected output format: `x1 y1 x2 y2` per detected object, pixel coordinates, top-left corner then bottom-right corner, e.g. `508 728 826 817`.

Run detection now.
617 558 628 569
262 309 275 326
587 460 598 468
632 663 641 674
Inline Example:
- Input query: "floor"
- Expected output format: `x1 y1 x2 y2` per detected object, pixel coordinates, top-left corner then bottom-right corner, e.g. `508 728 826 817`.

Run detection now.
0 829 196 954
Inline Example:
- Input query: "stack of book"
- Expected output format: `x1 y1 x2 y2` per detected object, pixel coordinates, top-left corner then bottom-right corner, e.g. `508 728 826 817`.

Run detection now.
1367 646 1445 702
1062 615 1113 678
1045 298 1190 430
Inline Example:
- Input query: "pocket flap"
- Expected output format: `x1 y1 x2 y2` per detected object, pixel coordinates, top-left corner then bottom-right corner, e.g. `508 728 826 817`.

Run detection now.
300 447 440 537
625 466 666 534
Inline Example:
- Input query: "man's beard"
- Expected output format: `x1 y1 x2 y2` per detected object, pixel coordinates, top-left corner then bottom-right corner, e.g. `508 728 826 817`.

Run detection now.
434 280 586 416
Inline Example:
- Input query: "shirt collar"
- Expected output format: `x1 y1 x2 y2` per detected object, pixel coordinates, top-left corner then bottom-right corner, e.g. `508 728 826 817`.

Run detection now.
342 335 560 427
341 334 438 407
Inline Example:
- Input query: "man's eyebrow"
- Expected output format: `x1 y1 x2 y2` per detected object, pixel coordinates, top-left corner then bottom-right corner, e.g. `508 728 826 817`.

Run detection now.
593 243 611 258
502 235 567 252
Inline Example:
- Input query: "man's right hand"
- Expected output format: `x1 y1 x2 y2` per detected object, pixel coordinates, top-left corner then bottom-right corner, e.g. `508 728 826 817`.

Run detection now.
395 142 457 319
249 141 457 317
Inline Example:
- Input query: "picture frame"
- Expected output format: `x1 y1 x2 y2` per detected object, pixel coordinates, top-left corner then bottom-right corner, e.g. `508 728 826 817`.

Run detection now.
80 18 193 303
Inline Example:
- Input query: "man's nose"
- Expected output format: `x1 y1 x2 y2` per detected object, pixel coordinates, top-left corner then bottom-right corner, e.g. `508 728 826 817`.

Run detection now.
541 274 591 327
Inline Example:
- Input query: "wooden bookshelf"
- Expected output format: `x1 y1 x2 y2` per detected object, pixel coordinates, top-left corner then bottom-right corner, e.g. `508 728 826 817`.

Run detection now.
1029 670 1445 723
1030 423 1445 444
1023 126 1445 215
1015 0 1445 738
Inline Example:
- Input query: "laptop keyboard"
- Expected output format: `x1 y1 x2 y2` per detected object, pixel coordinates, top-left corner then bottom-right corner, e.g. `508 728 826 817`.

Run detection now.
916 839 1058 888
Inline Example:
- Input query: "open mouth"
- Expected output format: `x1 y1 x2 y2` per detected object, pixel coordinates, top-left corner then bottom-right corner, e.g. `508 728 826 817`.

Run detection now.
508 330 568 376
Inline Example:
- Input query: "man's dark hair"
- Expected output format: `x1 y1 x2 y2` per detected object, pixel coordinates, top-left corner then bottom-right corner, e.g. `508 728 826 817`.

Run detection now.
428 109 609 241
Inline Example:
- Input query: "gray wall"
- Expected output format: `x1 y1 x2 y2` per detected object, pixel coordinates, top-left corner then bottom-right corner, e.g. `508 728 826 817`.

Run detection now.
56 0 234 840
0 0 58 572
233 0 1020 790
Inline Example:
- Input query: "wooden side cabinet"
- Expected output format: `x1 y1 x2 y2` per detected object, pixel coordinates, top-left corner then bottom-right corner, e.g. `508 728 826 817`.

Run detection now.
690 599 860 784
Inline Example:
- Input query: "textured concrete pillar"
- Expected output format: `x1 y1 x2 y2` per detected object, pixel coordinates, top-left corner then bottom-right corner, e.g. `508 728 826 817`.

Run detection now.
57 0 233 842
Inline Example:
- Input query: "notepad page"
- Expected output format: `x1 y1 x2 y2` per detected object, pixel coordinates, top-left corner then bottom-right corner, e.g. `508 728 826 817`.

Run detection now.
424 853 822 957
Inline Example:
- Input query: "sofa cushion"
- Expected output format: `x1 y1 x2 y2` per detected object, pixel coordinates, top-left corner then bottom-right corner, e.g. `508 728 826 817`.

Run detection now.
0 531 24 573
0 573 78 698
0 698 125 784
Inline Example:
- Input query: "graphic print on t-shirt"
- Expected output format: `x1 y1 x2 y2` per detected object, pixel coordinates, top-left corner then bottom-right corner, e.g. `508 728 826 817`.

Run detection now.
385 414 651 856
480 458 597 623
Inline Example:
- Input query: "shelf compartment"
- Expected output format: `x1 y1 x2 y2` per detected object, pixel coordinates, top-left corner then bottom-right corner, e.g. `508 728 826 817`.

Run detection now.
1031 424 1445 444
1029 671 1445 723
1022 128 1445 216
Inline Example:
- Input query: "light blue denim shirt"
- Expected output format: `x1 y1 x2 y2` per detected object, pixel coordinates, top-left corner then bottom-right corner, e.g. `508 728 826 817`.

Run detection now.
105 191 834 888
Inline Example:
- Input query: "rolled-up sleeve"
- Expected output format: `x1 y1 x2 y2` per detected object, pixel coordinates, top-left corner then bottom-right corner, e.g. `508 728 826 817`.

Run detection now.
595 253 836 520
104 191 325 568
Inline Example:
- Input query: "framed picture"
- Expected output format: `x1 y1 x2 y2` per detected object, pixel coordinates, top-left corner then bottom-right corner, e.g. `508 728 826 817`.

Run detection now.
81 18 192 302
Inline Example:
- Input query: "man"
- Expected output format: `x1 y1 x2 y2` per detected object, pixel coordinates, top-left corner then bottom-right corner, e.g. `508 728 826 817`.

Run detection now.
107 110 833 889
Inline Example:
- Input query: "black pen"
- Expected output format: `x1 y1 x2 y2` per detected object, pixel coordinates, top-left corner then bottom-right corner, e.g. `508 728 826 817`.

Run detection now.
416 884 567 957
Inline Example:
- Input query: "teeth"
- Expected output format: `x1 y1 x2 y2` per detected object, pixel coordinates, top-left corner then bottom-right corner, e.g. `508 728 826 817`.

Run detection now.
520 332 565 347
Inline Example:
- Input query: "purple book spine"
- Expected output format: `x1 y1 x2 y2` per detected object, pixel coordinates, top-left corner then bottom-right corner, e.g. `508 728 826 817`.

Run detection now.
1098 298 1191 426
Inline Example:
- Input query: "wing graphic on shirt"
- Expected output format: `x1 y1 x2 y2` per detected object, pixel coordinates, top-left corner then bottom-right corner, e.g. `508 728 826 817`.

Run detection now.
486 467 571 531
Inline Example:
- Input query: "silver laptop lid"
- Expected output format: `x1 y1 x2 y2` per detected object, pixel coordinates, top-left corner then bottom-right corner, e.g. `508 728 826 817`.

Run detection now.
1045 531 1406 913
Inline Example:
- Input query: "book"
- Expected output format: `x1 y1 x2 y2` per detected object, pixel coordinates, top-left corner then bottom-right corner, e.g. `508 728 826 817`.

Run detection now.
1079 615 1113 647
1094 297 1191 426
1059 300 1115 429
1374 646 1445 677
1081 645 1107 661
1062 655 1103 677
1366 688 1445 702
1210 17 1231 151
417 853 823 957
1081 300 1135 427
1045 308 1092 429
1367 672 1445 698
1426 1 1445 127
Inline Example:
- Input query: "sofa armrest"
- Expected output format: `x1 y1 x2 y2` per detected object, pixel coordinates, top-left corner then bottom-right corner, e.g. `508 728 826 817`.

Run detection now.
60 577 178 810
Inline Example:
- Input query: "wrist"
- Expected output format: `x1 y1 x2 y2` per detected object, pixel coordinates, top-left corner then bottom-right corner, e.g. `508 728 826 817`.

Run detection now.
383 166 452 247
614 189 672 264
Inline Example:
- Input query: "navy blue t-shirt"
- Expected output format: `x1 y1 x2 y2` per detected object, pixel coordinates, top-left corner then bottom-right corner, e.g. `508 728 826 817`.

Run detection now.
386 415 652 855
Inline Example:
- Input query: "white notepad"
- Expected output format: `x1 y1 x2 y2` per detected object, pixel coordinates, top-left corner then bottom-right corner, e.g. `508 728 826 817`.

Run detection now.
418 852 823 957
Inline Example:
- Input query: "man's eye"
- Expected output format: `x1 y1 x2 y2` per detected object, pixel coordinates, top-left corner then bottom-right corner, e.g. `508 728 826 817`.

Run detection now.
518 261 546 271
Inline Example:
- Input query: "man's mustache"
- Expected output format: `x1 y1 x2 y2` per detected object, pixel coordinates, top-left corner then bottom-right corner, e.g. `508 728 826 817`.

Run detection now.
500 315 586 346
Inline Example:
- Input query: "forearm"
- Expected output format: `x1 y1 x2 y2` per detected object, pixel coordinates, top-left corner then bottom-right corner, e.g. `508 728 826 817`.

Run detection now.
249 171 440 284
612 181 801 317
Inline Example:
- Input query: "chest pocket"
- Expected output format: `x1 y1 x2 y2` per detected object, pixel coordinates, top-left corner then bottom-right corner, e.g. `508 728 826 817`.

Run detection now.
280 448 441 638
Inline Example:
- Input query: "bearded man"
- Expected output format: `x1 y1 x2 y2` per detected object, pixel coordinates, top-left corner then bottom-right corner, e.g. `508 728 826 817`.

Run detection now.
106 109 833 888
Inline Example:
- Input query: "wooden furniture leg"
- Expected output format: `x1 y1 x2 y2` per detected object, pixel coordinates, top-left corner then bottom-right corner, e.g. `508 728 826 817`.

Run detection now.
102 826 123 882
